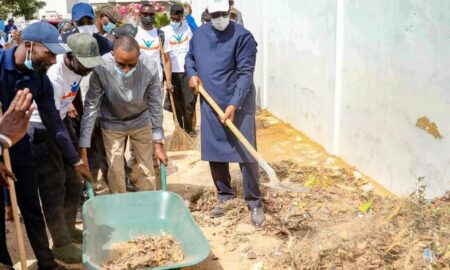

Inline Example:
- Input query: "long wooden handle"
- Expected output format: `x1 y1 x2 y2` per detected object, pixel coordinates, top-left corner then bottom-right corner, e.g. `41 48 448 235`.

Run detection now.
3 149 28 270
159 39 180 126
197 84 263 163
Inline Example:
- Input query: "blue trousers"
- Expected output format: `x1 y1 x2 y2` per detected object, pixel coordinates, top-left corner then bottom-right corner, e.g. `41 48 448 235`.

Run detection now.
209 162 262 209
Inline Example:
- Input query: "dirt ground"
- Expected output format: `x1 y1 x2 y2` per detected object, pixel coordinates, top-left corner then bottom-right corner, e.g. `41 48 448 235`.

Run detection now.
5 109 450 269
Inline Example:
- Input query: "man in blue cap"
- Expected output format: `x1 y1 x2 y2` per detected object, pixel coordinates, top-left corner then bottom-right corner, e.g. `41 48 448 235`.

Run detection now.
65 2 119 193
29 33 105 264
0 21 92 270
64 2 113 55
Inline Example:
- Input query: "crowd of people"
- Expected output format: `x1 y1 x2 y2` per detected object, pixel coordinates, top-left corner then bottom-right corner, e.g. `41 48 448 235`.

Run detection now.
0 0 261 268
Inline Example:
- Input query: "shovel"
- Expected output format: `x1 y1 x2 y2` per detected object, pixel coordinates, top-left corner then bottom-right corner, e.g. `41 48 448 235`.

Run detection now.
196 84 308 193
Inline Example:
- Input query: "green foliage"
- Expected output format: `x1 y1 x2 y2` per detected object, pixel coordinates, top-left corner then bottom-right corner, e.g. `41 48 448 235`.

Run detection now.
411 176 427 204
155 12 170 29
0 0 46 20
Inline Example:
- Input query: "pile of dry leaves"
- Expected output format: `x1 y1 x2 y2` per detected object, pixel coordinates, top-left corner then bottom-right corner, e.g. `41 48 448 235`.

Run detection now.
103 233 184 270
190 160 450 269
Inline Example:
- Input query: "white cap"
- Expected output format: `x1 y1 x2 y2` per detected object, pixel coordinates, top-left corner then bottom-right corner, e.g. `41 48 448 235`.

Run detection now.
208 0 230 13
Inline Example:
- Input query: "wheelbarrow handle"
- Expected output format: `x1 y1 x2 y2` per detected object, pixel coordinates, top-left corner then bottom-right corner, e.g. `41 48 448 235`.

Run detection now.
85 180 95 199
160 164 167 191
83 165 167 197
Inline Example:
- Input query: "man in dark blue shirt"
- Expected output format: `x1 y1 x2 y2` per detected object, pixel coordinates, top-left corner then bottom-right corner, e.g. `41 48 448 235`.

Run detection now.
3 18 17 38
0 22 92 270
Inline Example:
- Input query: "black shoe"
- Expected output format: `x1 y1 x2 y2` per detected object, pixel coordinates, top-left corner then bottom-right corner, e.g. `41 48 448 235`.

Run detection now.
251 207 265 227
71 228 83 244
53 243 82 264
125 177 139 192
209 203 225 218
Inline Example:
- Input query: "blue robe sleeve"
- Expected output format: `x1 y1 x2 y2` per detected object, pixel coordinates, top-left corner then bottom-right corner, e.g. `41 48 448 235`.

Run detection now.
185 37 198 79
37 76 81 165
186 15 198 32
228 33 257 110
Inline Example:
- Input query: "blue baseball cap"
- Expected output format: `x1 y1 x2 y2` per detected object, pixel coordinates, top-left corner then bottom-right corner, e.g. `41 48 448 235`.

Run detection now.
72 3 95 22
22 22 70 54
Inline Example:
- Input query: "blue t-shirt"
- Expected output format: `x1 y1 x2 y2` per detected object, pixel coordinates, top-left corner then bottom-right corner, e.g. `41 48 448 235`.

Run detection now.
4 24 17 35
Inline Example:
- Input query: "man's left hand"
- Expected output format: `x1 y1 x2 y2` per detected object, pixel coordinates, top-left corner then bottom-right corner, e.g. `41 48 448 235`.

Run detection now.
154 143 168 166
220 105 236 125
74 164 93 183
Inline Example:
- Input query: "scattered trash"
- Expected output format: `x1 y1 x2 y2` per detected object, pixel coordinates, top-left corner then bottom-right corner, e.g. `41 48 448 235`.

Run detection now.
325 157 335 165
250 261 264 270
423 247 434 268
360 183 375 193
245 251 257 260
358 199 373 213
353 170 363 180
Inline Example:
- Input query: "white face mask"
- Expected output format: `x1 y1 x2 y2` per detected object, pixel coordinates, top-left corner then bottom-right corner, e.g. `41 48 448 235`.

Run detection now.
211 15 230 31
77 25 95 36
170 21 182 29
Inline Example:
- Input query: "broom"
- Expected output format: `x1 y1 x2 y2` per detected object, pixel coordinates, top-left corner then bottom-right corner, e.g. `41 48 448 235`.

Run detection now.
159 39 197 151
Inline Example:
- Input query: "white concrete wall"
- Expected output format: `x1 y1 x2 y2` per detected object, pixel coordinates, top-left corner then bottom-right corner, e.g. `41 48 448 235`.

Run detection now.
264 0 337 150
187 0 450 198
39 0 70 19
338 1 450 198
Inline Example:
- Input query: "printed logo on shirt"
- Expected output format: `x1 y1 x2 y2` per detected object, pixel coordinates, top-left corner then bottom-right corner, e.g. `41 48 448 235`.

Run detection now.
140 39 160 51
62 81 80 99
169 34 188 46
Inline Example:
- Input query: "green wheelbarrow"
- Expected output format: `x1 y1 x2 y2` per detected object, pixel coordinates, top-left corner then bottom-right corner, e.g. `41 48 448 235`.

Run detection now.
82 164 211 269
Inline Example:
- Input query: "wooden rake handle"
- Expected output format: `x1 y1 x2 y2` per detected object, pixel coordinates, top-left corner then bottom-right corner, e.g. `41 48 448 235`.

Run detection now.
0 103 28 269
158 38 179 127
3 149 28 269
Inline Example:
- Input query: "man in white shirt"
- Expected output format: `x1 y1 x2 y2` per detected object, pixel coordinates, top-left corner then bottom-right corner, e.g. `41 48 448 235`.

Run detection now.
161 4 196 135
28 33 104 264
136 4 172 85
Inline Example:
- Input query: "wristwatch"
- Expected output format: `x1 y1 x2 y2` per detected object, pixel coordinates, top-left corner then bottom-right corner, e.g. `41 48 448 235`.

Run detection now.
73 159 84 166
